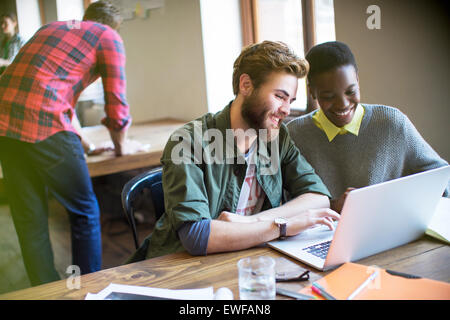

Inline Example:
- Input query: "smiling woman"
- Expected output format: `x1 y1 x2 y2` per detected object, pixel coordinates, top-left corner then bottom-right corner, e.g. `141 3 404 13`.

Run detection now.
304 41 360 128
309 65 360 128
287 41 450 213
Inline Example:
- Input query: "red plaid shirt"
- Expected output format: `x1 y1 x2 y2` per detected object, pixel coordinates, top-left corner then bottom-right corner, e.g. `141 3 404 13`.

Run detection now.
0 20 130 143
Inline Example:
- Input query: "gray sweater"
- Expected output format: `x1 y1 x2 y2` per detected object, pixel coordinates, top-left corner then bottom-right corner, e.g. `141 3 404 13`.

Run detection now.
287 104 449 199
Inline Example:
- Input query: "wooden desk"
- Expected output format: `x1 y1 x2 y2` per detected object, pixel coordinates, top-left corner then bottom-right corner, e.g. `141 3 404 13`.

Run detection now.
0 119 185 194
83 119 185 177
1 236 448 300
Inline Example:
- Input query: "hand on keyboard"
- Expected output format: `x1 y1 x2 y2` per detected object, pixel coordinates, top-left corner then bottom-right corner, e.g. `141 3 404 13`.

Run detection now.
286 208 340 237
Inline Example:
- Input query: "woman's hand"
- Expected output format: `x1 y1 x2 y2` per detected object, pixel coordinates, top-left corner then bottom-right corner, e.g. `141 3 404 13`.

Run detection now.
330 187 356 213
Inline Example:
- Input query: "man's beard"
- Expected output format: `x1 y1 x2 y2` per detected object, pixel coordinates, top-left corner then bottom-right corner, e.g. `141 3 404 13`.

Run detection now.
241 90 273 130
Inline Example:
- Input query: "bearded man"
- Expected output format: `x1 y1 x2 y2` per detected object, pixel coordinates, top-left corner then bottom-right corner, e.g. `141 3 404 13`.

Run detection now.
131 41 338 260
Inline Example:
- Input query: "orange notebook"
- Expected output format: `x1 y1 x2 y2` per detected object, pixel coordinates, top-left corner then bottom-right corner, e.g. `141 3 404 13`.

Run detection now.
300 263 450 300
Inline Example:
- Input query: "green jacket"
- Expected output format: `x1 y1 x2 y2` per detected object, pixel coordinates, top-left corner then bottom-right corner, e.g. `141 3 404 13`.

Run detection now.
131 103 330 261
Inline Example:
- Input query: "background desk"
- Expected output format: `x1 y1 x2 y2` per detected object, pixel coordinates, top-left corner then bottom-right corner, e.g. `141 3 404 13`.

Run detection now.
0 119 185 184
83 119 185 177
1 236 448 300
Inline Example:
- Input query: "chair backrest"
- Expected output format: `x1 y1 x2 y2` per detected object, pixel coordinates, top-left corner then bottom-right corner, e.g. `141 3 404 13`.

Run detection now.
121 167 165 249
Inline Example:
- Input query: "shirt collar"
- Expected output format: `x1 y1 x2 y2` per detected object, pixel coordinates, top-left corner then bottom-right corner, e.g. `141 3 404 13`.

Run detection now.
215 101 245 161
312 104 365 142
215 101 233 133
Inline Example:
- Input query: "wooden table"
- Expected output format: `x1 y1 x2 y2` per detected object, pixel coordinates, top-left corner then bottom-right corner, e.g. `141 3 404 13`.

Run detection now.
83 118 185 177
0 119 185 179
1 236 448 300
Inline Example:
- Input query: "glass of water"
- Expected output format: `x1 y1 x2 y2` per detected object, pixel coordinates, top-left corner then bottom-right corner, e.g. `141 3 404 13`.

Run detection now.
238 256 276 300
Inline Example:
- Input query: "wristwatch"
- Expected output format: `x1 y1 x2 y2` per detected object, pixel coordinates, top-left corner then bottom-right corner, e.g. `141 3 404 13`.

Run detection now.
274 217 288 240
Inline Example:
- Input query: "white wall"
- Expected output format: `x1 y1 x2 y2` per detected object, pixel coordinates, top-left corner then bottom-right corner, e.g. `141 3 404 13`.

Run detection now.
199 0 242 114
119 0 208 123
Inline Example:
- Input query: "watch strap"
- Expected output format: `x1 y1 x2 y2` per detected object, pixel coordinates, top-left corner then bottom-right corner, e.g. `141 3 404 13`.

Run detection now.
279 222 287 239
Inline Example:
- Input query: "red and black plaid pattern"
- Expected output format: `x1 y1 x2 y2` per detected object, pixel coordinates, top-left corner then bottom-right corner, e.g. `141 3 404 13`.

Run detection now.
0 20 130 143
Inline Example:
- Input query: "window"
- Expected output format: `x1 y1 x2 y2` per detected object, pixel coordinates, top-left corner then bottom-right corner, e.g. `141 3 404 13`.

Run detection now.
315 0 336 45
200 0 243 114
256 0 306 111
56 0 84 21
241 0 336 113
16 0 42 42
17 0 93 42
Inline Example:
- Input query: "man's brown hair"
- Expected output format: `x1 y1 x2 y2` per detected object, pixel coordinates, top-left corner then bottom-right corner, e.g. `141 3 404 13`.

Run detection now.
232 40 309 95
83 1 122 30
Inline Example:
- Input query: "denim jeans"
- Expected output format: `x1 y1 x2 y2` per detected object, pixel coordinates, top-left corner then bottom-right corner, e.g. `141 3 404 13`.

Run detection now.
0 131 101 286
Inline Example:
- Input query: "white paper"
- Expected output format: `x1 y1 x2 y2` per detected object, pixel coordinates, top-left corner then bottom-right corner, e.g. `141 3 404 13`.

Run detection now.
85 283 214 300
426 197 450 244
99 139 151 154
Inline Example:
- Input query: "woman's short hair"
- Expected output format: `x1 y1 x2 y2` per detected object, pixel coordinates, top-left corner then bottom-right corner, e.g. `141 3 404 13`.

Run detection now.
305 41 358 84
232 40 309 95
83 1 122 30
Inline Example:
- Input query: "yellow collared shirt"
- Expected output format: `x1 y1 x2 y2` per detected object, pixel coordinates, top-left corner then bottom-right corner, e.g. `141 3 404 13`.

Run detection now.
312 104 365 142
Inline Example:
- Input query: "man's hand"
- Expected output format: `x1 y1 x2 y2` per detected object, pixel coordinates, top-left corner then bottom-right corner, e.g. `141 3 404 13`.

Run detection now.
108 128 127 156
330 187 356 213
207 207 340 254
286 208 340 236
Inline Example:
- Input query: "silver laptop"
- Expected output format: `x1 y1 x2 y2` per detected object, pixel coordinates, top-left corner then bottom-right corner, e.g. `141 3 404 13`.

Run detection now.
268 166 450 271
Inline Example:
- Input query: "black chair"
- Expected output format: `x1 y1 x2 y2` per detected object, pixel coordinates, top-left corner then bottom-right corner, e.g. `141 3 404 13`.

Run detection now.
121 167 165 249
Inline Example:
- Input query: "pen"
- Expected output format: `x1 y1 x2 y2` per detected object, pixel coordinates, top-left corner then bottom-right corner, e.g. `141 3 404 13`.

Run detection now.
311 282 337 300
346 270 379 300
276 287 317 300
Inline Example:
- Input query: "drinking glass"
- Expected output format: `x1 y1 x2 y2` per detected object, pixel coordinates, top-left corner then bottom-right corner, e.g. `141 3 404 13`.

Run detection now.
238 256 275 300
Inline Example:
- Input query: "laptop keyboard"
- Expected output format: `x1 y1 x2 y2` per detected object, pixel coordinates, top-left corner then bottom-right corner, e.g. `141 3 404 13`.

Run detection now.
303 240 331 260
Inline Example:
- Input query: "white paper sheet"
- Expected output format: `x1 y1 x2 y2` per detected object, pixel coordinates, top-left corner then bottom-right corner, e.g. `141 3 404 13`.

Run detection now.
85 283 214 300
99 139 151 153
426 197 450 244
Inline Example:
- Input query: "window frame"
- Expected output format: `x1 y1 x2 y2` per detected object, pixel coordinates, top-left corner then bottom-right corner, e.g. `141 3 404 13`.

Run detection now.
239 0 323 116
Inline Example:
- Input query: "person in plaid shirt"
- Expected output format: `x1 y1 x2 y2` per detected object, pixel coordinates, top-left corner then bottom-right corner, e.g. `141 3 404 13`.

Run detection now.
0 1 131 286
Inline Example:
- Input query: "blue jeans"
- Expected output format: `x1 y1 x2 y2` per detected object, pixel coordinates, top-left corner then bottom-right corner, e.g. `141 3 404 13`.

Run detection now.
0 131 101 286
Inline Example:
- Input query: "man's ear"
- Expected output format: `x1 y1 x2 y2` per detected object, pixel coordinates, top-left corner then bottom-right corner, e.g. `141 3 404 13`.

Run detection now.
239 73 254 96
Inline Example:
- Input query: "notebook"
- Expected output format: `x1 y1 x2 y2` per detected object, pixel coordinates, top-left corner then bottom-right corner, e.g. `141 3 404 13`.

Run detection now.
299 262 450 300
